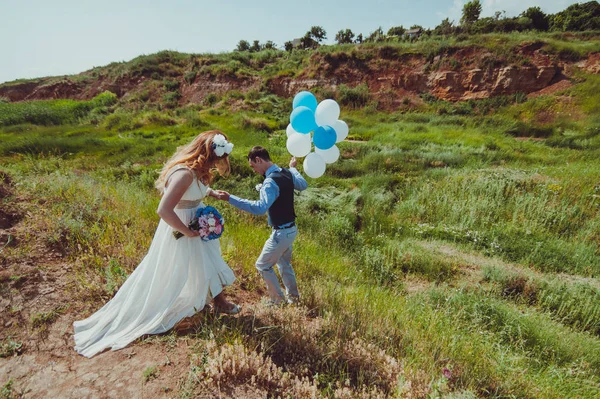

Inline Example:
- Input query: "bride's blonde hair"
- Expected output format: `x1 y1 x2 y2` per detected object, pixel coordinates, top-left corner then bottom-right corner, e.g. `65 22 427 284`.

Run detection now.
155 130 231 193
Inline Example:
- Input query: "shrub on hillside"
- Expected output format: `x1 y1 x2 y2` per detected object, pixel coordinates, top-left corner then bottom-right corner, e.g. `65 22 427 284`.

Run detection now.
162 91 181 108
204 93 220 106
163 79 180 91
91 91 118 107
184 71 197 85
312 86 337 102
245 89 261 101
338 84 370 108
226 90 245 100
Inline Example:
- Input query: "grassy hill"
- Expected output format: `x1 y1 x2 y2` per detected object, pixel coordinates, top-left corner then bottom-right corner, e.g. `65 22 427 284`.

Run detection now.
1 32 600 398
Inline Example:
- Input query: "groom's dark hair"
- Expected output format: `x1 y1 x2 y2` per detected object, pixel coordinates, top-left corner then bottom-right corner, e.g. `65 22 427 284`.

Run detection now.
248 146 271 162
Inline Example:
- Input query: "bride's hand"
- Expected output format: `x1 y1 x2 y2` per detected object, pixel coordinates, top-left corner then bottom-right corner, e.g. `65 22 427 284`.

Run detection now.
213 190 230 201
184 230 201 238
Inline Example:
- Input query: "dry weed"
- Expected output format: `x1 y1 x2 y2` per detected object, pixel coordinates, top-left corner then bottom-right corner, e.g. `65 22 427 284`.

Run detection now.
194 339 319 398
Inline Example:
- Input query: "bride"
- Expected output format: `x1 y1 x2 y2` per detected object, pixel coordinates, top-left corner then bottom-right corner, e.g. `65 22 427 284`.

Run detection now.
73 130 240 358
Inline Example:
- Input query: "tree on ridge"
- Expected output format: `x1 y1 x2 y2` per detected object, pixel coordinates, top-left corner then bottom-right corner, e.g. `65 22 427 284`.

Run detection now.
461 0 482 25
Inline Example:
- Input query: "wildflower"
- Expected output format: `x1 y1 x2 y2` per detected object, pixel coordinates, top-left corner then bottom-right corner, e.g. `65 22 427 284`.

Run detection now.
442 367 452 379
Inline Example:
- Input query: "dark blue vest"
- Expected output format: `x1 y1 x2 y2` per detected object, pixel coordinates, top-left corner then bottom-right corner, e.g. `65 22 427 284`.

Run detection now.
268 168 295 227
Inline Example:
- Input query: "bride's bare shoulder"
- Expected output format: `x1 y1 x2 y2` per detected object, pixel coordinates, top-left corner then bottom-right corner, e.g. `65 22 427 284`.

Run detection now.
165 167 194 189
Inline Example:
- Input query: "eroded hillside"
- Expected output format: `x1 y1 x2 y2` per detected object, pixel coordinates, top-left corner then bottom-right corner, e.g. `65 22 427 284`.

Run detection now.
1 35 599 110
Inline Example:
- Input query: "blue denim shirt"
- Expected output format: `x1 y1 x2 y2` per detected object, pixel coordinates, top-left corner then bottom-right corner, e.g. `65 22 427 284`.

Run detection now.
228 165 308 227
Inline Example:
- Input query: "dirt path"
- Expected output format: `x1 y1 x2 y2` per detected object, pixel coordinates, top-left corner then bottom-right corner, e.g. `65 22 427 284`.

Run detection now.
0 253 255 399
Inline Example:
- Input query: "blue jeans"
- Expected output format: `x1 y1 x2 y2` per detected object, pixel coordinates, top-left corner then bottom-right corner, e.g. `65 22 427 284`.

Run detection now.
255 225 299 303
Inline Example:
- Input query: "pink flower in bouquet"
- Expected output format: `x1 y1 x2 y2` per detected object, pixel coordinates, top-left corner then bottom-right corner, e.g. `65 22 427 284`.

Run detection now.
214 224 223 235
200 226 211 237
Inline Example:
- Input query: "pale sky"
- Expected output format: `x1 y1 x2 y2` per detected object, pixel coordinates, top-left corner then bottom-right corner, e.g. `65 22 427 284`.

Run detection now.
0 0 583 83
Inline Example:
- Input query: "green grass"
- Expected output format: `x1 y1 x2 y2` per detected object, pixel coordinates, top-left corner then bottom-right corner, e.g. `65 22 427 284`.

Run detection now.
1 379 16 399
0 91 116 126
30 306 69 329
1 37 600 397
483 265 600 336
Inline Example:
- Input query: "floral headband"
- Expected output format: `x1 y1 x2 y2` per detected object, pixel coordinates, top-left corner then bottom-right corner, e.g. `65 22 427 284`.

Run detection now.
211 134 234 157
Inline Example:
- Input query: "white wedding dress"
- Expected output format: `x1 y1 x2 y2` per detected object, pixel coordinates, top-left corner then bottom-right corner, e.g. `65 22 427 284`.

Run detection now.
73 165 236 358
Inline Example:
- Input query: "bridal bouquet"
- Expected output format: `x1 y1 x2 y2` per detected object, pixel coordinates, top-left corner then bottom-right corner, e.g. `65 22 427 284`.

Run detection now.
173 206 225 241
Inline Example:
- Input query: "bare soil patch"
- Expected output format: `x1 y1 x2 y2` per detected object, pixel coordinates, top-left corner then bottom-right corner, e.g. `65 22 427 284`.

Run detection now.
527 78 573 98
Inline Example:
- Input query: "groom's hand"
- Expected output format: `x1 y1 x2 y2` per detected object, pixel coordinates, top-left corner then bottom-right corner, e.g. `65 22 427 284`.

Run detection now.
214 190 230 201
289 156 297 168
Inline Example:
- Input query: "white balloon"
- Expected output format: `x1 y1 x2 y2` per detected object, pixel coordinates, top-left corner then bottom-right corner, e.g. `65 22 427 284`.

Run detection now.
315 145 340 164
303 152 326 178
333 120 349 142
315 99 340 127
286 133 311 157
286 123 299 137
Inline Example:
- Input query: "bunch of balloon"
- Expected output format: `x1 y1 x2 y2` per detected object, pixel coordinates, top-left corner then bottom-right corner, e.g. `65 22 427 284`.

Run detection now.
286 91 349 178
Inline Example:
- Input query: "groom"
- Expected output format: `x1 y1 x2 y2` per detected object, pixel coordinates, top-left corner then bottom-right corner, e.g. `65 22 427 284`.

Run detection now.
215 146 307 305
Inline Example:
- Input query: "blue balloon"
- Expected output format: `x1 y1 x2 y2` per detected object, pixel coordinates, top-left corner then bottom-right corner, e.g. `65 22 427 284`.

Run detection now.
292 91 318 112
313 125 337 150
290 106 317 134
